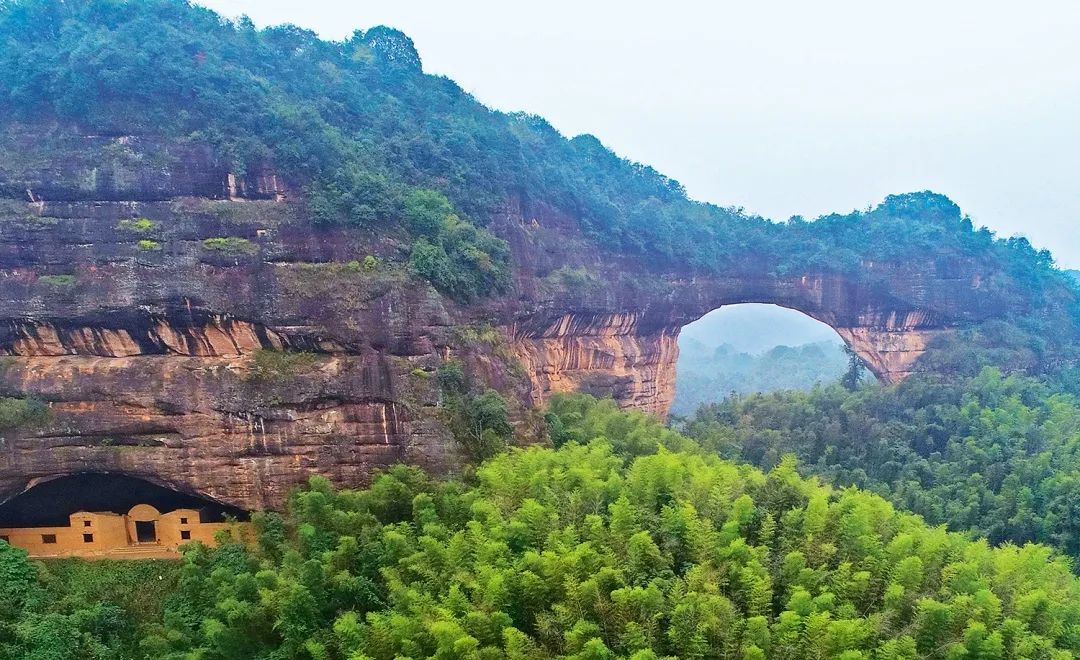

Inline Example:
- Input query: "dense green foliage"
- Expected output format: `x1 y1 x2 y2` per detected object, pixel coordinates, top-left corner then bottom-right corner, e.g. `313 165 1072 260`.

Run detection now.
437 360 514 461
403 190 512 301
0 0 510 300
1 3 1079 657
683 368 1080 560
672 341 847 415
202 236 260 257
0 543 180 658
0 395 1061 658
0 396 50 431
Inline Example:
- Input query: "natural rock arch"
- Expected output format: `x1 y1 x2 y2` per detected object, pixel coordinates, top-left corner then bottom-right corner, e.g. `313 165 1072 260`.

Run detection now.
509 267 964 417
0 140 1068 509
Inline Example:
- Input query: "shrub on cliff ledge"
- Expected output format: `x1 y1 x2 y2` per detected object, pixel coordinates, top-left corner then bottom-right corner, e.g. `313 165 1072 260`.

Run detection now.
201 236 258 257
36 274 75 288
116 218 158 234
243 349 320 383
0 397 50 431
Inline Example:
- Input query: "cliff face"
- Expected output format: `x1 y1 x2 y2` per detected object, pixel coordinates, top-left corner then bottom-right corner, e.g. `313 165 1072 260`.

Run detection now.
0 134 1016 509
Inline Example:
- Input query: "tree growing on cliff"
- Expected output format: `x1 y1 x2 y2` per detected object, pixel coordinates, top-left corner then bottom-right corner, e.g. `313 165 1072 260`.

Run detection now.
840 344 867 391
436 360 513 461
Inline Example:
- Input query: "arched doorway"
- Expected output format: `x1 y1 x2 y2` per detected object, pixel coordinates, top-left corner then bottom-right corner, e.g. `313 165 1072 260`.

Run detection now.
673 304 868 415
129 504 161 544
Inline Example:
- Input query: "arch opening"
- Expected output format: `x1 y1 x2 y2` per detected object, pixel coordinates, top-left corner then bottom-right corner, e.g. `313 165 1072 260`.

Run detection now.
673 303 873 416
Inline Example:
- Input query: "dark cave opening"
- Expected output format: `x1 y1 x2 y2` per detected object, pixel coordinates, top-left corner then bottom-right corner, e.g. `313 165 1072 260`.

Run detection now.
0 473 249 527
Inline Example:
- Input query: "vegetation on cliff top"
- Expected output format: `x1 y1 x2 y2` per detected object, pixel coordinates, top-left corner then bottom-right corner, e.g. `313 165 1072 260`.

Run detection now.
0 0 511 300
0 1 1075 315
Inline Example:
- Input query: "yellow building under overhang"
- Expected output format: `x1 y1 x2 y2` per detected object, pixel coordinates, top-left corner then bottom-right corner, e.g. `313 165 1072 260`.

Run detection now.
0 503 245 559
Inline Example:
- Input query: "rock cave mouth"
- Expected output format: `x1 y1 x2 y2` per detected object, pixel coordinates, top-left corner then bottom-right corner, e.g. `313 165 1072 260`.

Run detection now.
0 473 250 528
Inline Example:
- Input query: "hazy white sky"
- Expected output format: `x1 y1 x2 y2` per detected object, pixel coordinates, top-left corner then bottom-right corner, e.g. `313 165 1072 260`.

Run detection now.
199 1 1080 267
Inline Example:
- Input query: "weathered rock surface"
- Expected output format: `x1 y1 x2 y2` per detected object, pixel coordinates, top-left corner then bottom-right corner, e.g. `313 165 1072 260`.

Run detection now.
0 133 1027 509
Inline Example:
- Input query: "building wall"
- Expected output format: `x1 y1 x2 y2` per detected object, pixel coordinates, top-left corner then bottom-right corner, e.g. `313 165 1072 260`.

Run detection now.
158 508 237 547
0 505 245 558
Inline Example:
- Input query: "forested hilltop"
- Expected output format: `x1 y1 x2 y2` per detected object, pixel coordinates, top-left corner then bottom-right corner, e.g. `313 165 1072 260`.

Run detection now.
0 0 1077 352
6 395 1080 659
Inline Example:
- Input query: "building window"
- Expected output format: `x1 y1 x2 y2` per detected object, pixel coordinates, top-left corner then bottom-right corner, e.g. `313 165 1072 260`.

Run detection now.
180 517 188 524
83 534 94 543
83 520 92 527
180 530 191 540
42 534 57 544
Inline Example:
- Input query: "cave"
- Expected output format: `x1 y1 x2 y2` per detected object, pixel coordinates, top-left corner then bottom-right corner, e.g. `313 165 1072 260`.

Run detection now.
0 473 249 528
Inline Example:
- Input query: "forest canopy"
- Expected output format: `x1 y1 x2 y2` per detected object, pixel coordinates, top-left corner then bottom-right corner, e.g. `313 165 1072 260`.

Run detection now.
6 395 1080 658
0 3 1079 660
682 368 1080 561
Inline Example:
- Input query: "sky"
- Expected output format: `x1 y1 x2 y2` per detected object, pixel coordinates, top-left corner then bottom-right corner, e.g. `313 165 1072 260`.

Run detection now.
680 305 842 354
198 1 1080 268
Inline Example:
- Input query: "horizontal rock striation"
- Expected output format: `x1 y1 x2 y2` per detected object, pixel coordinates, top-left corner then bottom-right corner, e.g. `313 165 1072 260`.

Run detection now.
0 353 407 509
511 313 680 416
0 134 472 509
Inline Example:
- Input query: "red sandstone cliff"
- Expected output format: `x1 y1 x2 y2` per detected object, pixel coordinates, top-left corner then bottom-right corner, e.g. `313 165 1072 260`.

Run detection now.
0 133 1018 509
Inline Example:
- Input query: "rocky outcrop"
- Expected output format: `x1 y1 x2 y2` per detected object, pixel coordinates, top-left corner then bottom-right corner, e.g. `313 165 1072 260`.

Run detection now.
511 313 680 416
0 132 1034 509
0 135 472 509
503 209 996 416
0 308 442 508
